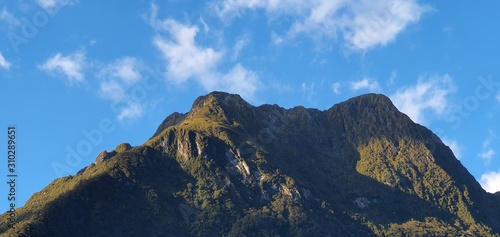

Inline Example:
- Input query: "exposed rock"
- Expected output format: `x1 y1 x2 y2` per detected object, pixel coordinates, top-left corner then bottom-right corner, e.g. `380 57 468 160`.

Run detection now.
76 166 87 175
95 150 117 164
152 112 187 137
115 143 132 153
95 150 109 164
225 149 251 179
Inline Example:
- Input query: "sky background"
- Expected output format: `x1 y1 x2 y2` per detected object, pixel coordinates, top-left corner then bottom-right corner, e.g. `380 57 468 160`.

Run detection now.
1 0 500 209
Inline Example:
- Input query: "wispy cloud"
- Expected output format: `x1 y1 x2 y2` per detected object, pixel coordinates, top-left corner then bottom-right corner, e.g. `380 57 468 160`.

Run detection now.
39 51 86 83
388 70 397 85
480 171 500 193
302 82 316 102
222 64 259 98
199 17 210 32
97 57 146 121
271 31 284 45
0 52 12 70
149 4 261 99
0 7 20 28
214 0 430 51
98 57 142 85
117 101 143 122
479 149 495 162
98 80 126 102
36 0 78 12
391 74 455 124
478 130 496 164
332 82 341 94
232 35 250 60
350 78 381 92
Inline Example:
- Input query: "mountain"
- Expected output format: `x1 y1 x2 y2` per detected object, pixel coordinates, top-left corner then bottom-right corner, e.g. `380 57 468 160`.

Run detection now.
1 92 499 236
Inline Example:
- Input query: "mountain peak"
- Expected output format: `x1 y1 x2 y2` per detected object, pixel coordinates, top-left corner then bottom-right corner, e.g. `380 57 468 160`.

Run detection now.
153 92 251 137
191 91 249 110
336 93 399 116
345 93 394 106
183 91 255 126
3 92 500 236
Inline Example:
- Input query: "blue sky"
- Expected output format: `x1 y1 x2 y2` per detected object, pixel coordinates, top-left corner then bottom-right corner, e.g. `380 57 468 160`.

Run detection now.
1 0 500 208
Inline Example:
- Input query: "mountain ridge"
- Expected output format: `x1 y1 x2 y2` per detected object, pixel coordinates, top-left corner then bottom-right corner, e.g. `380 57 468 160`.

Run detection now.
1 91 499 236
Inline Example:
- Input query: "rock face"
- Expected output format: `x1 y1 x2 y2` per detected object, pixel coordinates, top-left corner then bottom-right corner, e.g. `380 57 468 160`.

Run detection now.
95 143 132 164
94 150 113 164
153 112 187 137
1 91 499 237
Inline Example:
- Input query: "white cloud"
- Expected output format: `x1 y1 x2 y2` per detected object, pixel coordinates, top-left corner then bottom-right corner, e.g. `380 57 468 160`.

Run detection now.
478 131 496 163
350 78 381 92
389 70 397 85
0 7 20 27
496 93 500 103
96 57 150 121
302 82 316 102
117 101 143 121
39 51 86 83
480 171 500 193
287 1 343 40
149 5 261 99
343 1 429 51
232 36 250 60
214 0 291 18
332 82 341 94
153 19 223 83
36 0 57 9
221 64 259 99
199 17 210 32
390 74 455 124
98 80 126 102
98 57 142 85
0 52 11 70
479 149 495 162
271 31 284 45
214 0 429 51
36 0 78 11
442 138 462 159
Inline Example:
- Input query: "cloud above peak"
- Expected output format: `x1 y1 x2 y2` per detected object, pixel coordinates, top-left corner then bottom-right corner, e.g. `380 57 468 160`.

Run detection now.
39 51 86 83
350 78 381 92
98 57 142 85
153 19 223 84
214 0 430 51
343 0 429 51
149 5 260 99
480 171 500 193
97 56 148 121
391 74 455 124
477 130 496 164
